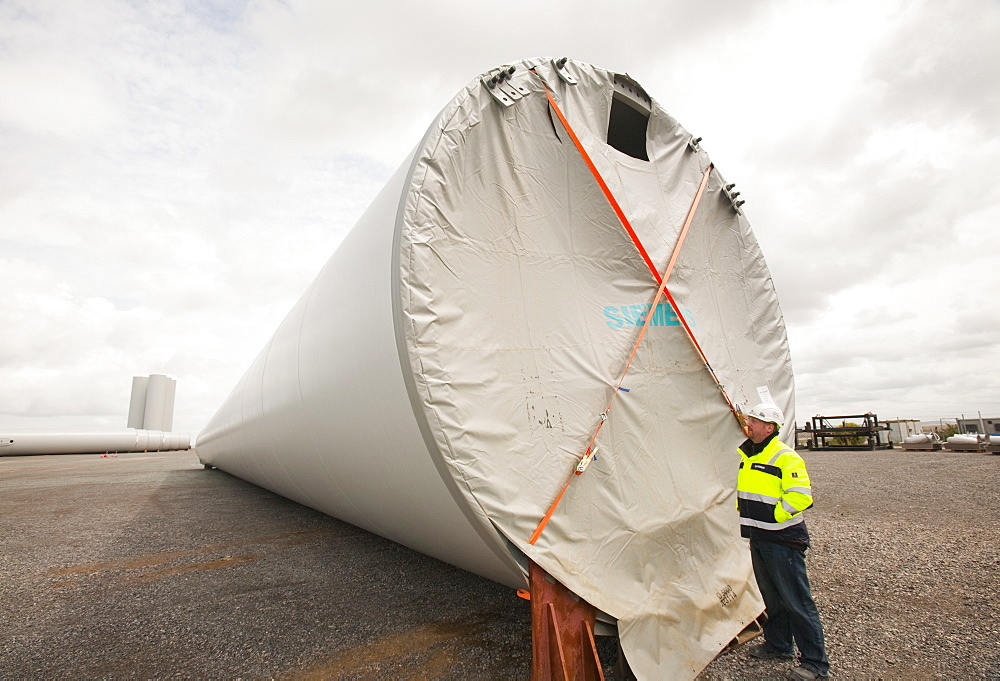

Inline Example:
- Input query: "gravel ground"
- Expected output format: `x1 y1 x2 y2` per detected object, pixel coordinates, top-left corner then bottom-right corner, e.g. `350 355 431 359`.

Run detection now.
0 452 536 679
1 448 997 679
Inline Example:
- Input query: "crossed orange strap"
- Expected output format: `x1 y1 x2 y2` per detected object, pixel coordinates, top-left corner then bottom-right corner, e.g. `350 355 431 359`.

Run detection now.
528 78 745 545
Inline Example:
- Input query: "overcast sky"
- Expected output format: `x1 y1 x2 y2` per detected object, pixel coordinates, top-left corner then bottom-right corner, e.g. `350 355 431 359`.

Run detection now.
2 0 998 437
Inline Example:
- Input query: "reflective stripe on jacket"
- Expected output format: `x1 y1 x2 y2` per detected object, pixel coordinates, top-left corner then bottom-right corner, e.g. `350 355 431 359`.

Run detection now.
737 436 813 543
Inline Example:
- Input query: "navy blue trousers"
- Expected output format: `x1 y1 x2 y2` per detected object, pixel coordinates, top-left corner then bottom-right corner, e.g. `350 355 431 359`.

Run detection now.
750 539 830 676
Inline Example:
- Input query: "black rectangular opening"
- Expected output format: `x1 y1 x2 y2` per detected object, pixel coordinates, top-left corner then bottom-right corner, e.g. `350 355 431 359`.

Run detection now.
607 80 650 161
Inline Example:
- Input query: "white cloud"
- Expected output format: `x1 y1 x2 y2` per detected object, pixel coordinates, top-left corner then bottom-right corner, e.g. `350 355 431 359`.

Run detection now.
0 61 119 137
1 0 998 435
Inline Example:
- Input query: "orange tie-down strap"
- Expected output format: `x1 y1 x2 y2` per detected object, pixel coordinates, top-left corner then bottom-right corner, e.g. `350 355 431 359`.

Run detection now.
527 163 709 545
537 80 742 422
527 77 745 545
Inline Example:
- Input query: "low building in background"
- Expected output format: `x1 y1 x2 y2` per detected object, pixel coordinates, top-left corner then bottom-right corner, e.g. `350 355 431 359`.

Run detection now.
881 419 922 446
956 416 1000 434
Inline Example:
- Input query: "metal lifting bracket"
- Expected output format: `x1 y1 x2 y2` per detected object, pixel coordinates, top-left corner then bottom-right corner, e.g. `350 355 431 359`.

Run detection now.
551 57 577 85
483 65 531 107
723 182 746 214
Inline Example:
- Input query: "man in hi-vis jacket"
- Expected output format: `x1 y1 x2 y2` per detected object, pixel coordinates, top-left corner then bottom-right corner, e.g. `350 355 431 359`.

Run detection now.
738 403 830 680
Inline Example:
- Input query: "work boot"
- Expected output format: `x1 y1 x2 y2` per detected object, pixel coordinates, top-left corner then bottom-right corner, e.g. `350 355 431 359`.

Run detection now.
748 643 793 660
790 664 829 679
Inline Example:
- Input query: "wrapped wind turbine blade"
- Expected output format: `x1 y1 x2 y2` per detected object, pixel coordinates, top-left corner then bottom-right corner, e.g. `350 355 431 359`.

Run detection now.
197 57 794 678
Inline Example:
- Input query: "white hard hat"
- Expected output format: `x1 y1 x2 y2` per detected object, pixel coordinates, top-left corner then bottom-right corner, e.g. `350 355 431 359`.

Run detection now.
746 403 784 429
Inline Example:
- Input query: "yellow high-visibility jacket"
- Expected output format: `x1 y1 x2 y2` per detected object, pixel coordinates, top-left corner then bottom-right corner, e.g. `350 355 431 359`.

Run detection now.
737 435 813 545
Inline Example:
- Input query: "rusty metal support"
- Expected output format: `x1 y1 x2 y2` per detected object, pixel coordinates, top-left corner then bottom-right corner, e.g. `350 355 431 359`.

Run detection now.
529 560 605 681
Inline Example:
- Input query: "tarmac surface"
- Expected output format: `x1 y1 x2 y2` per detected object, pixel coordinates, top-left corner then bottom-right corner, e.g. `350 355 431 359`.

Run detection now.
0 450 553 679
2 447 998 679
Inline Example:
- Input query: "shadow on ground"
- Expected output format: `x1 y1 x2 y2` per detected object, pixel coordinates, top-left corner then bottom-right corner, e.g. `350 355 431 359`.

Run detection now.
1 452 565 678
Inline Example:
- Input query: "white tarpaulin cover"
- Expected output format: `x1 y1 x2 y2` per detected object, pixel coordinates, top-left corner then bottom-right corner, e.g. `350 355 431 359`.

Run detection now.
197 57 794 679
